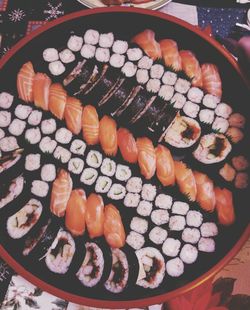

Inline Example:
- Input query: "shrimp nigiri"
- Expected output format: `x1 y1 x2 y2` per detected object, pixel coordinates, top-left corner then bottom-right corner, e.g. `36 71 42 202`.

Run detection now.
64 96 83 135
17 61 35 103
49 83 67 120
85 193 105 239
82 105 99 145
193 171 216 212
104 204 125 248
201 63 222 99
33 73 51 110
50 169 72 217
117 128 138 164
155 145 175 186
214 187 235 225
65 189 87 236
179 50 203 87
174 161 197 201
131 29 161 60
99 115 118 156
137 137 156 180
160 39 182 71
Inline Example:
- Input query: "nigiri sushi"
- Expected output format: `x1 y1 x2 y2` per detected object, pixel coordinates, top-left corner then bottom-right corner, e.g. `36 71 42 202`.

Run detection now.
17 61 35 103
33 73 51 110
201 63 222 99
99 115 118 156
155 145 175 186
64 96 83 135
82 105 99 145
160 39 182 71
49 83 67 120
214 187 235 225
136 137 156 180
117 128 138 164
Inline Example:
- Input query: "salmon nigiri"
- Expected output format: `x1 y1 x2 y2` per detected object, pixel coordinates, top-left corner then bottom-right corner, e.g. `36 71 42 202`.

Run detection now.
214 187 235 226
117 128 138 164
160 39 182 71
65 189 87 236
49 83 67 120
131 29 161 60
104 204 125 248
136 137 156 180
155 145 175 186
174 161 197 201
201 63 222 99
50 169 73 217
85 193 105 239
33 73 51 110
64 96 83 135
82 105 99 145
193 171 216 212
17 61 35 103
99 115 118 156
179 50 203 87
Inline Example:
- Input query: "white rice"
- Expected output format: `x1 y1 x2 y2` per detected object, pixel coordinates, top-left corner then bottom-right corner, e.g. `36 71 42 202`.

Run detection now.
95 176 112 193
137 200 153 217
8 119 26 136
150 64 164 79
0 128 5 140
86 150 102 168
149 227 168 245
107 184 126 200
43 48 59 62
170 93 186 109
15 105 32 120
162 238 181 257
53 146 71 163
124 193 140 208
146 79 161 93
202 94 220 109
67 35 83 52
31 180 49 198
183 101 200 118
55 128 72 144
169 216 186 231
187 87 204 103
41 164 56 182
0 136 19 152
96 47 110 63
127 48 143 62
126 177 142 193
84 29 99 45
172 201 189 215
112 40 128 54
99 33 114 48
126 231 145 250
212 117 229 134
49 61 65 76
0 111 11 127
136 69 149 85
199 109 215 125
200 222 218 237
166 257 184 277
162 71 178 86
68 158 84 174
39 137 57 154
70 139 86 156
122 61 137 78
138 56 153 70
100 158 116 177
25 127 41 144
0 92 14 109
130 217 148 234
186 210 203 227
25 154 41 171
198 237 215 252
80 168 98 186
215 103 232 119
180 244 198 264
59 49 75 64
141 184 157 201
175 78 191 94
155 194 173 209
158 85 174 101
109 54 125 68
0 175 24 209
182 228 201 244
151 209 169 225
80 44 96 59
28 110 42 126
115 164 132 182
41 118 57 135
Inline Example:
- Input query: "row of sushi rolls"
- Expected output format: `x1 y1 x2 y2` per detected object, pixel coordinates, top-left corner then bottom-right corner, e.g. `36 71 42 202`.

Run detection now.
0 28 249 293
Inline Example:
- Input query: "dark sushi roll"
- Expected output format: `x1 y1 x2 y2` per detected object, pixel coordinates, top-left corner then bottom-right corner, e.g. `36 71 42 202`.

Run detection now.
0 175 24 209
0 148 24 178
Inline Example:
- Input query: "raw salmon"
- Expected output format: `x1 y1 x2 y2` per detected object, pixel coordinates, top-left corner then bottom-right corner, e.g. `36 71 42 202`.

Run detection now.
99 115 118 156
64 96 83 135
136 137 156 180
17 61 35 103
49 83 67 120
160 39 182 71
82 105 99 145
201 63 222 99
180 50 203 87
155 145 175 186
117 128 138 164
33 73 51 110
214 187 235 225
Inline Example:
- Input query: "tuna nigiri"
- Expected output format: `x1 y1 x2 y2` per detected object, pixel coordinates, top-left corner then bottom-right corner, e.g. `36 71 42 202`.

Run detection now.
201 63 222 99
179 50 203 87
49 83 67 120
65 189 87 236
174 161 197 201
64 96 83 135
214 187 235 225
160 39 182 71
17 61 35 103
104 204 125 248
131 29 161 60
82 105 99 145
193 171 216 212
50 169 73 217
99 115 118 156
33 73 51 110
117 128 138 164
155 145 175 186
85 193 105 239
136 137 156 180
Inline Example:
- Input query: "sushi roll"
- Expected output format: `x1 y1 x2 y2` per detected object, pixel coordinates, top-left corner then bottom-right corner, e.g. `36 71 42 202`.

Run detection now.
151 210 169 226
0 149 23 175
198 237 215 253
100 158 116 177
0 175 24 209
86 150 102 168
215 103 232 119
107 184 126 200
25 127 41 144
130 217 148 234
84 29 99 45
136 247 165 289
59 49 75 64
15 105 32 120
158 85 174 101
124 193 140 208
126 231 145 250
68 158 84 175
45 229 75 274
112 40 128 54
41 164 56 182
229 113 245 128
200 222 218 237
219 163 236 182
115 164 132 182
162 71 178 86
136 69 149 85
80 168 98 186
122 62 137 78
127 48 143 62
99 32 114 48
202 94 220 109
235 172 248 189
76 242 104 287
199 109 215 125
187 87 204 104
80 44 96 59
155 194 173 210
0 92 14 109
146 79 161 94
109 54 125 68
53 146 71 164
170 93 186 109
126 177 143 193
180 244 198 264
0 111 11 128
138 56 153 70
95 176 112 193
48 61 65 76
31 180 49 198
141 184 157 202
150 64 164 79
166 257 184 277
41 118 57 135
226 127 244 144
149 227 168 245
162 238 181 257
8 119 26 136
55 128 72 145
137 200 153 217
182 228 200 244
183 101 200 118
104 248 129 293
70 139 86 156
232 155 249 171
25 154 41 171
172 201 189 215
186 210 203 227
174 78 191 94
43 48 59 62
95 48 110 63
0 136 19 152
28 111 43 126
67 35 83 52
39 137 57 154
212 117 229 134
0 128 5 140
169 216 186 231
7 199 42 239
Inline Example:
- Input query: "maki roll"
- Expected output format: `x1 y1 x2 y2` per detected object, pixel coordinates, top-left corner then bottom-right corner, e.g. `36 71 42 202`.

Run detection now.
55 128 72 145
99 32 114 48
202 94 220 109
100 158 116 177
41 164 56 182
121 62 137 78
162 238 181 257
80 168 98 186
76 242 104 287
41 118 57 135
0 136 19 152
186 210 203 227
137 200 153 217
158 85 174 101
169 216 186 231
81 44 96 59
166 257 184 277
0 92 14 109
59 49 75 64
138 56 153 70
31 180 49 198
130 217 148 234
109 54 126 69
115 164 131 182
39 137 57 154
107 184 126 200
198 237 215 253
8 119 26 136
127 48 143 62
141 184 157 202
25 127 42 145
136 69 149 85
25 154 41 171
53 146 71 164
0 175 24 209
199 109 215 125
0 111 11 128
126 177 142 193
162 71 177 86
95 176 112 194
112 40 128 54
0 128 5 140
67 35 83 52
150 64 164 79
68 158 84 175
172 201 189 215
70 139 86 156
180 244 198 264
212 117 229 134
126 231 145 250
182 228 201 244
43 48 59 62
200 222 218 237
155 194 173 210
187 87 204 104
28 110 43 126
15 104 32 120
183 101 200 118
84 29 100 45
170 93 186 109
86 150 102 168
149 227 168 245
146 79 161 94
174 78 191 95
49 61 65 76
151 209 169 225
124 193 140 208
7 199 43 239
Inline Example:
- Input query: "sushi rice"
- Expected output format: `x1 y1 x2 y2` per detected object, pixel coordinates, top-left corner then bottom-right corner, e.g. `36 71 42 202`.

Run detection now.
107 184 126 200
0 92 14 109
130 217 148 234
15 104 32 120
124 193 140 208
80 168 98 186
162 238 181 257
31 180 49 198
126 231 145 250
39 137 57 154
25 154 41 171
41 164 56 182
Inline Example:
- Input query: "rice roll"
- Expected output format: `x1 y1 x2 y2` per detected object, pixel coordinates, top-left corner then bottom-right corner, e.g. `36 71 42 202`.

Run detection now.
28 110 43 126
49 61 65 76
95 176 112 193
149 227 167 245
200 222 218 238
25 127 41 144
170 93 186 109
212 117 229 134
0 175 24 209
180 244 198 264
68 158 84 175
0 149 23 174
43 48 59 62
127 48 143 62
162 238 181 257
67 35 83 52
15 104 32 120
0 92 14 109
24 154 40 172
115 164 132 182
41 164 56 182
112 40 128 54
186 210 203 227
126 231 145 250
151 210 169 226
41 118 57 135
31 180 49 198
0 111 11 127
122 62 137 78
124 193 140 208
80 44 96 59
59 49 75 64
141 184 157 201
155 194 173 209
8 119 26 136
187 87 204 104
100 158 116 177
110 54 125 68
137 200 153 217
158 85 174 101
199 109 215 125
146 79 161 93
70 139 86 156
162 71 178 86
39 137 57 154
174 78 191 94
84 29 99 45
150 64 164 79
166 257 184 277
55 128 72 144
99 32 114 48
169 216 186 231
0 136 19 152
7 199 42 239
80 168 98 186
202 94 220 109
198 237 215 253
172 201 189 215
86 150 102 168
126 177 142 193
183 101 200 118
136 69 149 85
53 146 71 163
130 217 148 234
95 48 110 63
138 56 153 70
182 228 200 244
107 184 126 200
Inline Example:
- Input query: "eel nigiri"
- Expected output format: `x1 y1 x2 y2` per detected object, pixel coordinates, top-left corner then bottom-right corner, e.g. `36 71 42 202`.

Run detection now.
137 137 156 180
50 169 73 217
49 83 67 120
104 204 126 248
99 115 118 156
214 187 235 225
65 189 87 236
155 145 175 186
82 105 99 145
117 128 138 164
85 193 105 239
17 61 35 103
64 96 83 135
160 39 182 71
33 73 51 110
201 63 222 99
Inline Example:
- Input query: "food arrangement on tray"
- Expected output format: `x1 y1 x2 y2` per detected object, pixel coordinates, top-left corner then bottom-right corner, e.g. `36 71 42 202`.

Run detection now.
0 10 249 304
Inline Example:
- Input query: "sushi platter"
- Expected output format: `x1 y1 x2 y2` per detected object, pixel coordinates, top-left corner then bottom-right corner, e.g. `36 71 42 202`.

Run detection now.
0 8 249 308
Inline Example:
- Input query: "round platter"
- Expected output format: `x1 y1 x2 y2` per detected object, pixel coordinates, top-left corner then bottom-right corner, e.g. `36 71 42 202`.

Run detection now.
0 7 249 308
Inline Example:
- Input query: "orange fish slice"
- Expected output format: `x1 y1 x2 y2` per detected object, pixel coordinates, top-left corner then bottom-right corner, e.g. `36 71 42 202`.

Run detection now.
117 128 138 164
136 137 156 180
155 145 175 186
82 105 99 145
49 83 67 120
17 61 35 103
160 39 182 71
99 115 118 156
201 63 222 99
64 96 83 135
214 187 235 226
33 73 51 110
